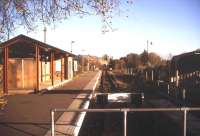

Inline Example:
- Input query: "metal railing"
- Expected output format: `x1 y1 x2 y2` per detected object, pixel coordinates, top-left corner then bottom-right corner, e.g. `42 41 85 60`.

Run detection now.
51 107 200 136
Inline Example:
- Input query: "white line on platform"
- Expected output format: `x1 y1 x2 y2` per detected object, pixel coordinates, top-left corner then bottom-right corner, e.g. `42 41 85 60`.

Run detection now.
47 79 72 90
73 71 102 136
44 71 102 136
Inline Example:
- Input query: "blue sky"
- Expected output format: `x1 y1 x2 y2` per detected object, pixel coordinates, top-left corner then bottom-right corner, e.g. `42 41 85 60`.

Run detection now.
13 0 200 59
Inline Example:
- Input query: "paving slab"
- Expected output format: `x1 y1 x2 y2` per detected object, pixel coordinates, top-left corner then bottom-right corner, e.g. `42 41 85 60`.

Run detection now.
45 71 102 136
0 71 101 136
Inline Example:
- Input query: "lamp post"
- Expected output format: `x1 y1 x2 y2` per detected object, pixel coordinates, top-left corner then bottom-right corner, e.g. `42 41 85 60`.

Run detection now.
44 27 47 43
146 40 153 65
71 41 75 53
147 40 152 55
146 40 153 80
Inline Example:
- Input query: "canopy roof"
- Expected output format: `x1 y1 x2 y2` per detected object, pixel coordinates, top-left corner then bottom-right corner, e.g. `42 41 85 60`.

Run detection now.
0 34 76 58
171 50 200 74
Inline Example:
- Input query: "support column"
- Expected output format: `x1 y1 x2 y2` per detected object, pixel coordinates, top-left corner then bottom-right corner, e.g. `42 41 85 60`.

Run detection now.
41 59 43 82
3 47 8 94
51 52 54 86
61 56 64 81
66 56 69 79
176 70 179 87
35 46 40 91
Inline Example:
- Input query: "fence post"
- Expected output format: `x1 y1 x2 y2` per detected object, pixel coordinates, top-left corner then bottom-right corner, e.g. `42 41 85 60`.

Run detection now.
151 70 154 81
183 109 187 136
145 71 148 80
167 84 170 95
124 111 127 136
51 110 55 136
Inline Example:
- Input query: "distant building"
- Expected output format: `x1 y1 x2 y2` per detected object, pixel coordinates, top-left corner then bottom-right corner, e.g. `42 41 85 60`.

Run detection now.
99 57 110 66
78 55 100 71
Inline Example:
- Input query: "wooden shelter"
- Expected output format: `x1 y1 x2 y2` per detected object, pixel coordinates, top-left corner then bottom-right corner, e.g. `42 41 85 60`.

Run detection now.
0 34 76 94
170 50 200 76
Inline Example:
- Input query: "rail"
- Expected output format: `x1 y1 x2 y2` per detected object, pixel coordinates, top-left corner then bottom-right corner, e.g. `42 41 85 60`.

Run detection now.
51 107 200 136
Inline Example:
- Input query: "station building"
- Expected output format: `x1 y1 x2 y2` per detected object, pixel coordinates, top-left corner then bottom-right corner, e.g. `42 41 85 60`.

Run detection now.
0 34 78 94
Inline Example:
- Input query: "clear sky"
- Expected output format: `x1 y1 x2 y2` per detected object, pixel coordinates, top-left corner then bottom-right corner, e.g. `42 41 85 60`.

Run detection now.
13 0 200 59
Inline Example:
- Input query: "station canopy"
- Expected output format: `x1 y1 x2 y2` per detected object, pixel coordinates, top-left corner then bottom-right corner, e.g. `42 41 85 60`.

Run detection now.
0 34 75 60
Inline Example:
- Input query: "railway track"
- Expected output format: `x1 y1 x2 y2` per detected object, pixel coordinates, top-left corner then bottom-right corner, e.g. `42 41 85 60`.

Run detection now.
79 69 126 136
99 69 118 93
79 69 200 136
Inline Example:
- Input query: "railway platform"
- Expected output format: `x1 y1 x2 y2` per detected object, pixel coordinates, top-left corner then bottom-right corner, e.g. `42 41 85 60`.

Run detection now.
0 71 101 136
45 71 101 136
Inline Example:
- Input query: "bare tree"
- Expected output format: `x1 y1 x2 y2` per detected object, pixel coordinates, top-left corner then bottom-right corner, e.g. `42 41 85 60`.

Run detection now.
126 53 140 69
148 52 162 67
0 0 134 41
